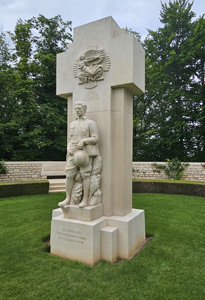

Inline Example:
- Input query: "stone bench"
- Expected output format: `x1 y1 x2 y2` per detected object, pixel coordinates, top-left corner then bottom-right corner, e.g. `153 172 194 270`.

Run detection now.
41 162 66 179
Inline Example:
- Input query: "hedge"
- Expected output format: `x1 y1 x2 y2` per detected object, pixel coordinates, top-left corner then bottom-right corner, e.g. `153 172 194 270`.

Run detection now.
0 180 49 198
133 180 205 197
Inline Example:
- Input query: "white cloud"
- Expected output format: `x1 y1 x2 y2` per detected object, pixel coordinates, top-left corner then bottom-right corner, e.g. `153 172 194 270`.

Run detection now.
0 0 204 37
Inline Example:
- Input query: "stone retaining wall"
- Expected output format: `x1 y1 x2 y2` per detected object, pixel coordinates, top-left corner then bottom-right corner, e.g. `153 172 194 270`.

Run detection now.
0 161 205 182
132 162 205 181
0 162 43 182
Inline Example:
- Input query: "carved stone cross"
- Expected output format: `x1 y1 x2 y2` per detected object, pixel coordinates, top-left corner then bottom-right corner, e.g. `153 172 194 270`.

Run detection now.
56 17 145 217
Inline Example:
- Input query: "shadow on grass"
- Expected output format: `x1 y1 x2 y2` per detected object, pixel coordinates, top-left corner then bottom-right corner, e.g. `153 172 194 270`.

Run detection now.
41 235 50 253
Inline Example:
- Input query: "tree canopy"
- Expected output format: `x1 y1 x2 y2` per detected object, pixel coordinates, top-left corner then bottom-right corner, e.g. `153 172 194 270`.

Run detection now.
133 0 205 162
0 15 72 161
0 1 204 162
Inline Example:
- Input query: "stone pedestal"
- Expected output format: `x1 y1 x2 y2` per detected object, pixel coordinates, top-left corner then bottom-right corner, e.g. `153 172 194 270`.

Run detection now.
51 208 145 266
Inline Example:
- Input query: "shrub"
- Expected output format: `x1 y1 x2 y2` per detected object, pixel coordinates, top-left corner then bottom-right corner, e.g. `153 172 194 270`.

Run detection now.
0 160 7 174
133 180 205 197
0 180 49 198
152 158 189 180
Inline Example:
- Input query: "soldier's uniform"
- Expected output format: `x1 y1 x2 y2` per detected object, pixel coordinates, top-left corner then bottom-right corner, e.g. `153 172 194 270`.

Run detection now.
66 115 99 178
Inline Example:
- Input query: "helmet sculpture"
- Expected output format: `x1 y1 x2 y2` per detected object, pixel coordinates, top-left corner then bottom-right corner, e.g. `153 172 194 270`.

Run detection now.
73 150 89 167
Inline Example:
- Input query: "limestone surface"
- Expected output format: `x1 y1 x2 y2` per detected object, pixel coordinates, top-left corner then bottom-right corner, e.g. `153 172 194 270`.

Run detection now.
51 16 146 265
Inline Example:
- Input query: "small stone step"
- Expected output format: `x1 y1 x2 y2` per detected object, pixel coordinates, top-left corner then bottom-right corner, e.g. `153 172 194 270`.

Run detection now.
48 179 65 185
48 179 66 193
49 183 64 186
49 189 66 193
49 185 65 190
101 226 118 262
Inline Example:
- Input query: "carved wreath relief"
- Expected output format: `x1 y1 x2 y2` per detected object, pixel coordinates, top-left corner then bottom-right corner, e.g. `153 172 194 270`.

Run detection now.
73 49 111 89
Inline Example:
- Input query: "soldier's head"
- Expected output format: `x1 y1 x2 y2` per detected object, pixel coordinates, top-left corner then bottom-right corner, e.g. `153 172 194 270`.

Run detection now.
74 101 87 117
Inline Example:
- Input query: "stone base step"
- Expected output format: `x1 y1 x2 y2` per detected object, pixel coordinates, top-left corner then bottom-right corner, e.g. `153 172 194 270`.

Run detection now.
51 208 146 266
49 189 66 193
101 226 118 262
48 179 66 193
50 185 65 191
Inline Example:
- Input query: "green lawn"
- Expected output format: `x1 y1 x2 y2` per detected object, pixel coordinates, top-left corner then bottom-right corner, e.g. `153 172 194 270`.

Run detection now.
0 193 204 300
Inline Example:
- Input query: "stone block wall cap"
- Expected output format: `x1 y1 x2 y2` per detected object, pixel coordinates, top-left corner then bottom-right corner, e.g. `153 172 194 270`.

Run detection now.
56 92 72 99
112 83 144 95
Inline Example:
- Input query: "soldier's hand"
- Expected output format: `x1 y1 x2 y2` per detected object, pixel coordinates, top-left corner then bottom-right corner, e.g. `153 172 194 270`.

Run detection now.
77 140 84 150
67 150 74 156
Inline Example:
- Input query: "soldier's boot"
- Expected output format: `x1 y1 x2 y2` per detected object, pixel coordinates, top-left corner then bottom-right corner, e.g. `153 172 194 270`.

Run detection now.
58 176 74 206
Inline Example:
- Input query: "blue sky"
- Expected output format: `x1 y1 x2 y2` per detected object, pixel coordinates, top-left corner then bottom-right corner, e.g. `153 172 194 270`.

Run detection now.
0 0 204 40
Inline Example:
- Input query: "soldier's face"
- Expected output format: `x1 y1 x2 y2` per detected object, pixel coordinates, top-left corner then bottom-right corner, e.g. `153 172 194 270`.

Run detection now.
75 105 85 117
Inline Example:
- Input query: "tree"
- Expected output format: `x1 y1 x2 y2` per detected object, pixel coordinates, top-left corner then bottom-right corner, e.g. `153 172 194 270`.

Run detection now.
0 15 72 161
0 32 19 160
133 0 205 162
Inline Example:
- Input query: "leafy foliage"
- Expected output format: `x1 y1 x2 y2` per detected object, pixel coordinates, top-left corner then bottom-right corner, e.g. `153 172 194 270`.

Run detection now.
0 4 204 162
152 157 189 180
0 15 72 161
133 0 205 162
0 160 7 174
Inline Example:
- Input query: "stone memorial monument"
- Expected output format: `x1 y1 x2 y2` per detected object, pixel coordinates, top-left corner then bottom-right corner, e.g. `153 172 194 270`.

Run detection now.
50 17 146 266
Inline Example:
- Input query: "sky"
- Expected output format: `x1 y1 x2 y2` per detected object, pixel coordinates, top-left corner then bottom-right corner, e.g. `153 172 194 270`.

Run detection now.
0 0 204 41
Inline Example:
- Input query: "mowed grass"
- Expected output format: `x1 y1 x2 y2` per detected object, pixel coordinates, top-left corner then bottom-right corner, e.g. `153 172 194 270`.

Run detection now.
0 193 204 300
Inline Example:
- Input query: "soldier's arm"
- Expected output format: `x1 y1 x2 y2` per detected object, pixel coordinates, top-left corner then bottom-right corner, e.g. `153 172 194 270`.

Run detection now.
83 121 98 145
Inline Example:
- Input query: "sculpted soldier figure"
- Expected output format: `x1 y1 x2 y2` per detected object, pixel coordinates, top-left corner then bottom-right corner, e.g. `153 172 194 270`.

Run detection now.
58 101 99 208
